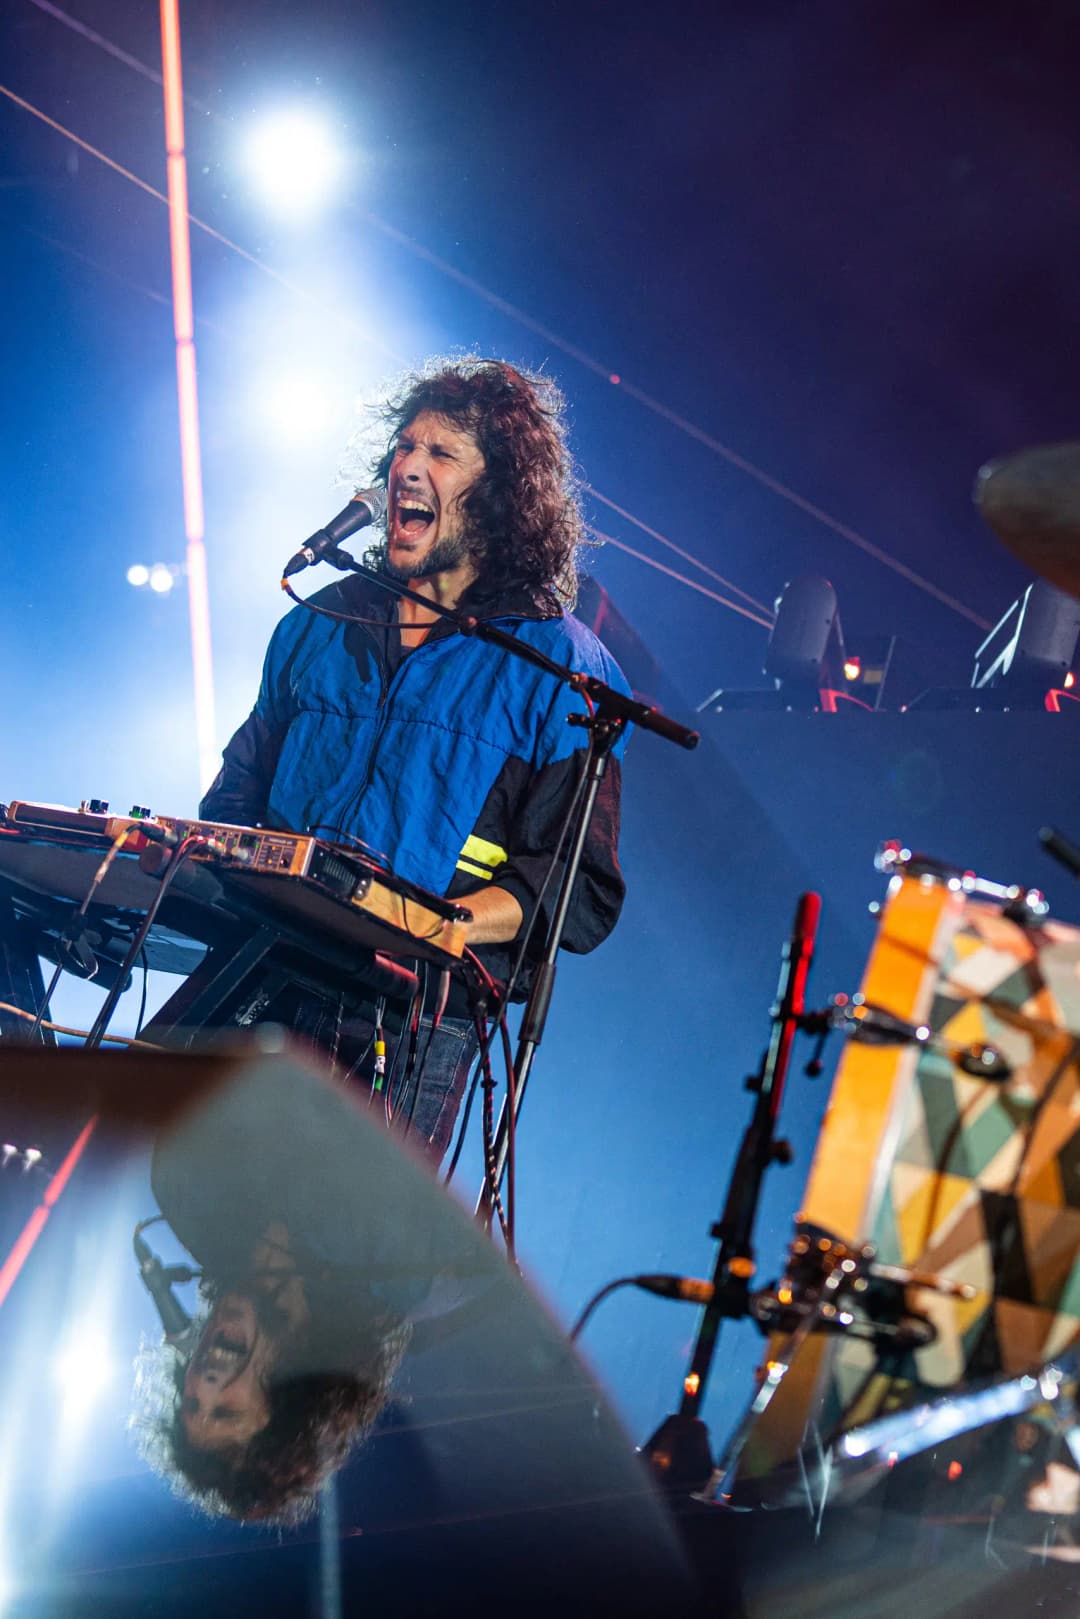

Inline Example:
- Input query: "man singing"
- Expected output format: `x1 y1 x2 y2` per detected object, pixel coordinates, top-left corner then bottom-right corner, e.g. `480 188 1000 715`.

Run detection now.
201 358 629 1160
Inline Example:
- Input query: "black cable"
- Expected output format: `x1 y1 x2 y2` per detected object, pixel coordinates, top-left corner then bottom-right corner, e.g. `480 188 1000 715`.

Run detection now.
367 997 387 1110
569 1277 640 1341
338 1016 376 1087
442 1058 482 1185
391 962 427 1130
382 1004 415 1126
474 1003 512 1253
135 947 150 1039
402 968 442 1138
441 743 594 1190
495 735 594 1014
452 960 510 1238
499 1008 517 1253
27 821 141 1040
281 577 418 629
83 839 201 1050
304 824 395 872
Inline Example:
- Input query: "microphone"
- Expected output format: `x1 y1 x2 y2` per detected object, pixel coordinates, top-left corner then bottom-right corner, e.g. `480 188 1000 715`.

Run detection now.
282 486 388 578
633 1273 716 1305
133 1224 199 1348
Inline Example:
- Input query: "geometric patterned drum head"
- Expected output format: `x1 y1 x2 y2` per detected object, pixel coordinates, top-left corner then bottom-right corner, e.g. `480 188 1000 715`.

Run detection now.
733 869 1080 1493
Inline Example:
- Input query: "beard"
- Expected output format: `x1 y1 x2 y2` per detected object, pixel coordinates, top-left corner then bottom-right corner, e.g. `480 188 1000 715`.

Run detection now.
382 527 477 583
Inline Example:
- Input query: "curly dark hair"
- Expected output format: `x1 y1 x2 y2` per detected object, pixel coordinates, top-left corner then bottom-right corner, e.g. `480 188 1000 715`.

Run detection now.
366 357 583 610
163 1362 381 1524
134 1284 409 1526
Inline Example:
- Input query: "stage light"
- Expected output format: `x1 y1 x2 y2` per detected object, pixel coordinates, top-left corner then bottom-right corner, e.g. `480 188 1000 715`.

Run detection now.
1067 672 1076 689
148 564 175 595
843 657 861 682
972 580 1080 698
53 1331 114 1416
244 110 344 220
126 564 150 588
256 373 339 446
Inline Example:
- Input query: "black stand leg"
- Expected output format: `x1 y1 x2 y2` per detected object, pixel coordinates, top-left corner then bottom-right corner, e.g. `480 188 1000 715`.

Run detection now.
0 890 54 1043
142 925 280 1045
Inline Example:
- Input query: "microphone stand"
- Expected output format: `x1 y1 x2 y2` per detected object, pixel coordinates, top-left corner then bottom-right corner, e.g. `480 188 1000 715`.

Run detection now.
283 553 699 1229
474 707 620 1231
640 891 822 1494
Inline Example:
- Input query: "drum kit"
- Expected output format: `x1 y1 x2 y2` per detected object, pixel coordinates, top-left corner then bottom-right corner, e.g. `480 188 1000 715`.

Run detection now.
627 441 1080 1607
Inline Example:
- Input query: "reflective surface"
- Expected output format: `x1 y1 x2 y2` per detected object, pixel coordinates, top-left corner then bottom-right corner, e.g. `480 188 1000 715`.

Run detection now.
0 1043 697 1617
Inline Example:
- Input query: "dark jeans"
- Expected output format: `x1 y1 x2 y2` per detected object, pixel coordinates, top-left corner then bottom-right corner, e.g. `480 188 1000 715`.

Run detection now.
286 994 479 1165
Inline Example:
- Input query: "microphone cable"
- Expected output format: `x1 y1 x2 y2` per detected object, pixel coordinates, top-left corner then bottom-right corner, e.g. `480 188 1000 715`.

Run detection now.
570 1278 642 1342
570 1273 719 1342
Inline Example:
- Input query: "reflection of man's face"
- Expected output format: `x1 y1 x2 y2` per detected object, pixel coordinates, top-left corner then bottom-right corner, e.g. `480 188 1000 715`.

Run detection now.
180 1294 275 1450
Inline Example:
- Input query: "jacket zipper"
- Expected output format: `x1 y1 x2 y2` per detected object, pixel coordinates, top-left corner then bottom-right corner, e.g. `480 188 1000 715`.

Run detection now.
339 589 534 834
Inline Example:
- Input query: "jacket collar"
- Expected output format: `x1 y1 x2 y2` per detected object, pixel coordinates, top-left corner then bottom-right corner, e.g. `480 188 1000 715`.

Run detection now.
335 570 562 628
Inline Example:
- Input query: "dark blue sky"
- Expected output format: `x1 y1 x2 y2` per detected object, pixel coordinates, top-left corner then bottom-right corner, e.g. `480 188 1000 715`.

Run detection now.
5 0 1079 802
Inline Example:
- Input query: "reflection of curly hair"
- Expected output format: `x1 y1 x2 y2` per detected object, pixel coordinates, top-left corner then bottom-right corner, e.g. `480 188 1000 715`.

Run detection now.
134 1293 409 1526
366 357 584 610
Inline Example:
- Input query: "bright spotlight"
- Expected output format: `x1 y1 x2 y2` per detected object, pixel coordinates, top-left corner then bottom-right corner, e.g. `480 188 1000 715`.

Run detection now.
53 1331 113 1416
245 110 345 219
256 374 340 446
148 564 175 595
126 563 150 588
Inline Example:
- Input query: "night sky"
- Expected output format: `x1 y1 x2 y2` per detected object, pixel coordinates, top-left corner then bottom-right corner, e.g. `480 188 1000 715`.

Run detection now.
2 0 1080 1587
5 0 1079 793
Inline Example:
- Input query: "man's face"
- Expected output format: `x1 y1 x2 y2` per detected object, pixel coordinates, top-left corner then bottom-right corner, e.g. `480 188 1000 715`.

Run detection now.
180 1293 275 1451
385 410 485 581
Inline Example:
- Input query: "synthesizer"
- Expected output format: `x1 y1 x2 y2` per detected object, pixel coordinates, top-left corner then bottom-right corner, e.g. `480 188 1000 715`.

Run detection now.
1 799 471 967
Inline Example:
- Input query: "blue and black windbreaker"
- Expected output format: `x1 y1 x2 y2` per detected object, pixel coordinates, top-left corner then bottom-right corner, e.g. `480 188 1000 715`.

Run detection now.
201 574 630 992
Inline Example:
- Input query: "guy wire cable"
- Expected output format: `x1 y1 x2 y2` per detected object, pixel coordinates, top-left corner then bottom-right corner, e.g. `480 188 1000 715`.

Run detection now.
6 0 989 629
3 74 768 637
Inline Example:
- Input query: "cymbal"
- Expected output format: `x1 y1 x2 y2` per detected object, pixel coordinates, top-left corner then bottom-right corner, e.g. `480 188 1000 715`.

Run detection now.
974 439 1080 601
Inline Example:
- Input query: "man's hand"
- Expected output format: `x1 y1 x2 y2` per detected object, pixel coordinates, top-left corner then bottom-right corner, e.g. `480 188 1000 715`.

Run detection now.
460 885 524 946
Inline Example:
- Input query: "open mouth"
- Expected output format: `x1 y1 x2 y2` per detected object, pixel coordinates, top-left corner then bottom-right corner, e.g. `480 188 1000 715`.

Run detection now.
393 496 436 540
193 1328 251 1374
